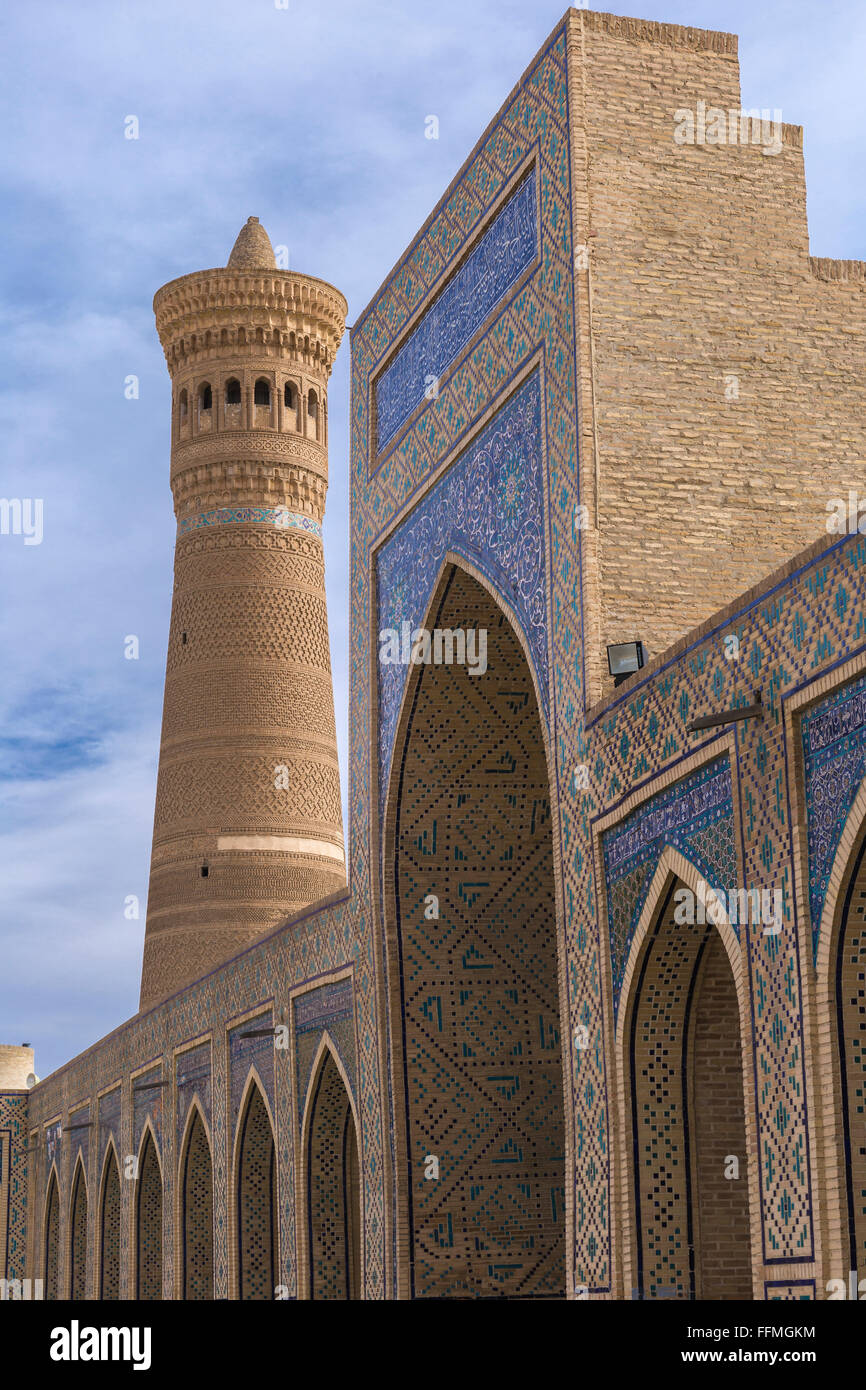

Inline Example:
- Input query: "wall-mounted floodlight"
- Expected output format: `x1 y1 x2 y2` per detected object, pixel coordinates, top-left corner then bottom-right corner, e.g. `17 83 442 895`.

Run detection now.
607 641 646 687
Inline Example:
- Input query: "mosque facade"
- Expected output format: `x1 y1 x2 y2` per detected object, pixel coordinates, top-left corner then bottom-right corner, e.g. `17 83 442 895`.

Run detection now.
3 9 866 1300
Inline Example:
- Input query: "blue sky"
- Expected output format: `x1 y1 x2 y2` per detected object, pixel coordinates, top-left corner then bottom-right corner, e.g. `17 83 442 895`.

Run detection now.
1 0 864 1079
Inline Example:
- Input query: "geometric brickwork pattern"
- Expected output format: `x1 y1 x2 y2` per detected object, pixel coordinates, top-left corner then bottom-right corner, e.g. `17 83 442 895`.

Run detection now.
802 668 866 954
182 1109 214 1300
630 890 702 1300
100 1148 121 1299
766 1281 816 1300
69 1158 87 1299
0 1093 27 1282
837 841 866 1280
392 568 564 1298
237 1083 277 1299
688 931 752 1300
136 1131 163 1300
628 896 751 1300
602 758 737 1016
375 174 537 451
376 371 547 812
295 980 356 1124
44 1170 59 1300
306 1049 360 1300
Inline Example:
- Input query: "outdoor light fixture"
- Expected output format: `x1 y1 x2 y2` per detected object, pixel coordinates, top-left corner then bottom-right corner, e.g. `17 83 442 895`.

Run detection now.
607 640 646 686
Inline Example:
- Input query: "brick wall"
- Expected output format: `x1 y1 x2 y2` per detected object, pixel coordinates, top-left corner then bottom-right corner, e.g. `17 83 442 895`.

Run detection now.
567 10 866 701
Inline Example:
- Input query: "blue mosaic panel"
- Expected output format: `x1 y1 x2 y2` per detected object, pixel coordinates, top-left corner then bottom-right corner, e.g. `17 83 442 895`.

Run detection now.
802 669 866 954
376 371 546 810
602 758 737 1014
375 174 537 452
176 1043 212 1152
294 979 356 1120
228 1011 275 1137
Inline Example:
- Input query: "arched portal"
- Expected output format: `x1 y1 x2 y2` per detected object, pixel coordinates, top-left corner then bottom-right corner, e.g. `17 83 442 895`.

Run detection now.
235 1079 278 1300
99 1146 121 1299
181 1107 214 1300
305 1046 361 1300
625 877 752 1299
387 564 565 1299
135 1129 163 1300
44 1168 60 1300
832 834 866 1283
69 1157 88 1299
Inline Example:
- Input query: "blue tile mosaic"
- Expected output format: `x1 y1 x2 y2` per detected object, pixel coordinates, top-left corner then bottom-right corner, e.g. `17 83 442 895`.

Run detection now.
802 669 866 954
375 175 537 451
601 758 737 1014
376 370 547 811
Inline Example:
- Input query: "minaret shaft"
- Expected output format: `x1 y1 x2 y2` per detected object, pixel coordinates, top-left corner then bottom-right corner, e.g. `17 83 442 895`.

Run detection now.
139 220 347 1010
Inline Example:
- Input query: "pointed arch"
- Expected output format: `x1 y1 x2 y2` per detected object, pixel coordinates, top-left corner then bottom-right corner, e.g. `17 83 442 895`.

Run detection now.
614 846 756 1300
98 1139 121 1300
69 1153 88 1300
232 1069 278 1300
381 559 565 1299
135 1121 163 1301
301 1033 362 1300
813 773 866 1285
178 1100 214 1300
383 551 554 826
43 1164 60 1301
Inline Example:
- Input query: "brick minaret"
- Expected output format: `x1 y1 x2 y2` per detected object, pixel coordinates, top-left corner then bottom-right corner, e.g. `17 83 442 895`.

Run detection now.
140 218 347 1010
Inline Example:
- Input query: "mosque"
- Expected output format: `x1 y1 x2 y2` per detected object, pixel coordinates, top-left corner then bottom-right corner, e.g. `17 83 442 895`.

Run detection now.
2 8 866 1300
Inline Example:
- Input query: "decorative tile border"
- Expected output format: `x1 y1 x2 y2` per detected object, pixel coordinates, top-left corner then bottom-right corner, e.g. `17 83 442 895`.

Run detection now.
375 173 537 453
802 669 866 954
376 370 547 811
601 758 736 1014
177 507 322 538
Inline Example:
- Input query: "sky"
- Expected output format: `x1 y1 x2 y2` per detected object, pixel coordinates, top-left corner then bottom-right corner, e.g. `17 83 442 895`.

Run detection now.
1 0 864 1080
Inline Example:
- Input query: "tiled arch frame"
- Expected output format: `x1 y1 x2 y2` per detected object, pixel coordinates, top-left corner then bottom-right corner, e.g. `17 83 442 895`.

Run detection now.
610 844 761 1301
42 1161 60 1300
132 1118 164 1301
592 737 749 1293
784 648 866 1293
376 553 569 1299
297 1032 364 1300
175 1097 215 1301
97 1136 122 1300
812 773 866 1292
229 1067 279 1300
67 1152 88 1300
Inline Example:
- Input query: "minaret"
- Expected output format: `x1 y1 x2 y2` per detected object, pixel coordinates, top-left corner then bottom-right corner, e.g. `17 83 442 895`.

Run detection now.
139 218 347 1011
